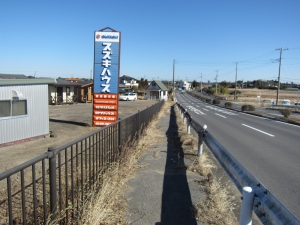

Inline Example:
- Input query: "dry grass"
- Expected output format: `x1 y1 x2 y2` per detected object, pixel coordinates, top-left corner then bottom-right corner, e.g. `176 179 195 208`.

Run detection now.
73 101 173 225
224 88 300 103
174 104 238 225
195 179 236 225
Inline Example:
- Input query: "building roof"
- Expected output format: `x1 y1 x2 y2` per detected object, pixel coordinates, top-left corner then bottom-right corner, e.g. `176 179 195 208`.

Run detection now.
0 74 28 79
119 75 137 81
54 78 82 86
153 80 168 91
0 78 56 86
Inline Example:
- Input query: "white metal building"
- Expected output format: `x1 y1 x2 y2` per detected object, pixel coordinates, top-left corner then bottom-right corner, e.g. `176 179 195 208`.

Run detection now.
0 78 55 146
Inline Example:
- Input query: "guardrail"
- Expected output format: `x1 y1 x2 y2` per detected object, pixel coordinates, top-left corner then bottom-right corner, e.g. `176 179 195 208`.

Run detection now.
175 100 300 225
0 100 164 225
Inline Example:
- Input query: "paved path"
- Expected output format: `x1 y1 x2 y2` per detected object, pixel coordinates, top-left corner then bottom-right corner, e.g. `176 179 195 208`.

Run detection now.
125 106 206 225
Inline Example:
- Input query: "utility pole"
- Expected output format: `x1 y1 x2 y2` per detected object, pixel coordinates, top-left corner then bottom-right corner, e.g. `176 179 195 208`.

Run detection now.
215 70 218 94
275 48 288 105
234 62 238 100
172 59 176 92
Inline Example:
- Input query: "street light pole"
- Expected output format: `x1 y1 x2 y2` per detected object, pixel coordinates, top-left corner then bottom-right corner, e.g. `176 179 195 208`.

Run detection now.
275 48 288 105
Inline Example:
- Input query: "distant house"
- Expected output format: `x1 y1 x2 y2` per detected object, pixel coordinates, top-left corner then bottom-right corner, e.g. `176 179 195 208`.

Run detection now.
178 80 191 90
145 80 168 100
48 78 82 105
0 78 55 146
119 75 139 92
63 78 94 103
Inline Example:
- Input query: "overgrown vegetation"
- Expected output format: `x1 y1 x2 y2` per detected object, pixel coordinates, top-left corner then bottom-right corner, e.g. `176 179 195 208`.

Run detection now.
241 104 255 111
213 99 221 105
225 102 233 108
280 109 291 118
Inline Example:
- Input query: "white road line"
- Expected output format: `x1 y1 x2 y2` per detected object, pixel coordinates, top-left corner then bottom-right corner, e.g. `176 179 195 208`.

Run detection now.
215 113 226 118
203 108 209 111
242 124 274 137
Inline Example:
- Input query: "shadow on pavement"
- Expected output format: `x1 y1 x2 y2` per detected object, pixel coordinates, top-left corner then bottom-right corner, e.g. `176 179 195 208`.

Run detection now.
155 105 197 225
49 118 89 127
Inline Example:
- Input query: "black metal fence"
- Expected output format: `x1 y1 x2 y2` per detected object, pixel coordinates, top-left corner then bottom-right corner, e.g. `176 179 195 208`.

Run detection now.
0 100 164 225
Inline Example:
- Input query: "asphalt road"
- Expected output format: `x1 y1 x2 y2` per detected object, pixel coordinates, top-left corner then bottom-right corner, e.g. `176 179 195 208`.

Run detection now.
175 91 300 220
194 92 300 118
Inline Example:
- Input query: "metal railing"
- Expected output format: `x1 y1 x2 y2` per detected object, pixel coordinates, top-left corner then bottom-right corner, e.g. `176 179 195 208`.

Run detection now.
0 100 164 225
176 101 300 225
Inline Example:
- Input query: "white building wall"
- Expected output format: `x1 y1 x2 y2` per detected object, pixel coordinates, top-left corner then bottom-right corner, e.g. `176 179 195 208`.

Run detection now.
0 84 49 145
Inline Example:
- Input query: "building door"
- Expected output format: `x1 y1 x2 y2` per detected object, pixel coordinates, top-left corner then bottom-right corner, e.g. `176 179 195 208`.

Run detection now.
57 87 63 104
150 91 159 100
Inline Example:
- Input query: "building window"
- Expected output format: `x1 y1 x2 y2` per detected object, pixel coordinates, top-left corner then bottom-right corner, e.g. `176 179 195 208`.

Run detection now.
0 101 11 117
66 87 70 96
12 100 27 116
0 99 27 118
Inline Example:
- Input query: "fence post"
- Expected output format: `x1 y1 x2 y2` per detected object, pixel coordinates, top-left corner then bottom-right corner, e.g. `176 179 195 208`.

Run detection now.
48 148 57 215
197 125 207 156
118 118 122 153
240 186 254 225
138 110 140 143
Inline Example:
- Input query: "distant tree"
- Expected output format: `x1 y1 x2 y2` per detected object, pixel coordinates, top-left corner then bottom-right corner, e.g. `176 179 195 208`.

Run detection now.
206 87 214 95
138 79 149 90
192 80 199 88
220 80 230 87
219 86 228 94
132 86 138 92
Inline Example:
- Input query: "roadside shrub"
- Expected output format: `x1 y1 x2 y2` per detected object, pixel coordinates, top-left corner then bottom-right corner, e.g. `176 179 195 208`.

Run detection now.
206 98 211 103
241 105 255 111
224 102 232 108
212 99 220 105
280 109 291 118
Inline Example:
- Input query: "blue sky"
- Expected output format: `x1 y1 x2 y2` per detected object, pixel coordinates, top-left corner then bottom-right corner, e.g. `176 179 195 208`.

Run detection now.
1 0 299 84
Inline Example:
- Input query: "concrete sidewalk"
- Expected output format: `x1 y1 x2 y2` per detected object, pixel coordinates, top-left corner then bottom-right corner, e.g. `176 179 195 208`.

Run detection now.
125 105 206 225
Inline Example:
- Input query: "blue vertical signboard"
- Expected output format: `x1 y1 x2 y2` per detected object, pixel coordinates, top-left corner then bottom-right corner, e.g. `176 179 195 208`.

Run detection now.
93 27 121 126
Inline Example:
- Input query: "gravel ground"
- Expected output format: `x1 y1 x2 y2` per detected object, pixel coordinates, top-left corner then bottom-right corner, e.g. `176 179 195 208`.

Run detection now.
0 100 158 173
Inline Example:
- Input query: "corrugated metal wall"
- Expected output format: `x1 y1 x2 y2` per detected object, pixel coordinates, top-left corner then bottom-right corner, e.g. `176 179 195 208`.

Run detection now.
0 84 49 145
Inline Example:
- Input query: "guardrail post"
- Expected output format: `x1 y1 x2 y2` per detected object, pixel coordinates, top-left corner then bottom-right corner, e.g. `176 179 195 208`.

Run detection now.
197 125 207 156
187 118 191 134
48 148 57 216
240 186 254 225
183 110 187 124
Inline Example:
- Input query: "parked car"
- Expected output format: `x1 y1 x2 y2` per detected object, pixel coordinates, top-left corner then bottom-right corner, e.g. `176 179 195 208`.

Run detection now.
282 99 290 105
119 92 137 101
295 102 300 105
